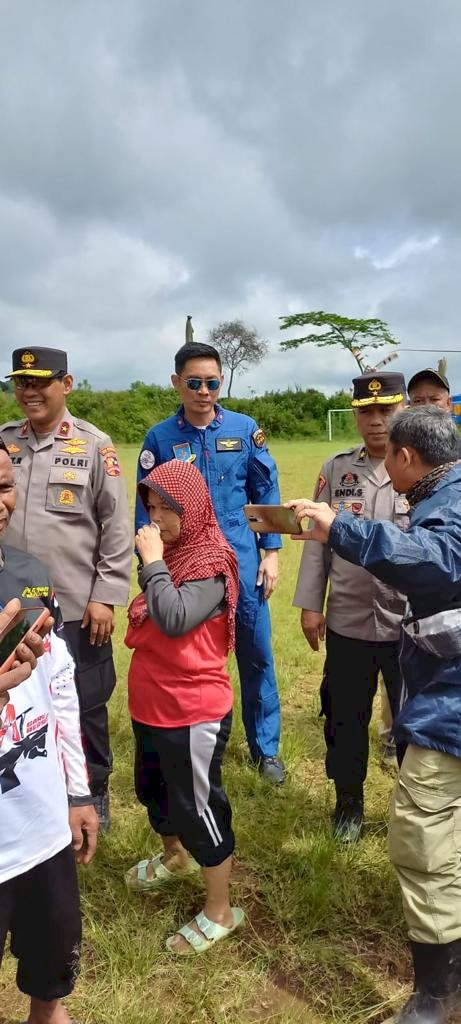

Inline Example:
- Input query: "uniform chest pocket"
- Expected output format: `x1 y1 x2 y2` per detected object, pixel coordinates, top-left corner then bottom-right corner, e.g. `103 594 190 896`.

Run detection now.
45 466 90 514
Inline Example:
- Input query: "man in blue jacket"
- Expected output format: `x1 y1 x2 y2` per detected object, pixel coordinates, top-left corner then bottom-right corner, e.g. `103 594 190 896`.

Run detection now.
288 406 461 1024
135 342 285 784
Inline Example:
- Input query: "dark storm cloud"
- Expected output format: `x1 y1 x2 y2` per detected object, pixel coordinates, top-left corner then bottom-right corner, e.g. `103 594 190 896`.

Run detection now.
0 0 460 396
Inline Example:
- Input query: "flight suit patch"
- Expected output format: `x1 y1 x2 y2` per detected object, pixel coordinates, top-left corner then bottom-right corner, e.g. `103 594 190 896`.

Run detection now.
252 429 266 448
140 449 155 470
215 438 243 452
172 442 196 463
58 489 75 506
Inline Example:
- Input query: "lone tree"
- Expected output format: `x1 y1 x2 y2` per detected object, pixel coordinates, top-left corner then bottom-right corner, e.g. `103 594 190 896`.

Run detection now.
209 320 269 396
279 311 398 373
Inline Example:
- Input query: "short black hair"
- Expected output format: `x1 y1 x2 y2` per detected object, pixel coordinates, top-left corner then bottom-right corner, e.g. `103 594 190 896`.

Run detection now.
389 406 459 467
174 343 222 375
0 438 9 457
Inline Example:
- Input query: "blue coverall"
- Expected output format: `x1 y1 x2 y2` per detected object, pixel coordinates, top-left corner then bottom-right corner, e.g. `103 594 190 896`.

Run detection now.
135 404 282 761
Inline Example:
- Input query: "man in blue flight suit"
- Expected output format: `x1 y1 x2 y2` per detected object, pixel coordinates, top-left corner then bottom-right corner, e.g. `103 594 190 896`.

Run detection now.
135 342 285 784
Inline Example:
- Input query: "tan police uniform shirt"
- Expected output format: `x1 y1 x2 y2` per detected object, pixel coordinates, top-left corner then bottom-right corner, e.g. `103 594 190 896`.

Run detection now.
0 411 132 622
292 445 408 641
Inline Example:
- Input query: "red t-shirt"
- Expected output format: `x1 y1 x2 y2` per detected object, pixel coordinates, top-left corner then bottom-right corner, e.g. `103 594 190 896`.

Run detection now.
125 611 233 728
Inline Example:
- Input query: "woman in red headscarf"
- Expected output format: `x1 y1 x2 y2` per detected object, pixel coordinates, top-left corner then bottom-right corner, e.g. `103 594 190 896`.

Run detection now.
125 460 243 954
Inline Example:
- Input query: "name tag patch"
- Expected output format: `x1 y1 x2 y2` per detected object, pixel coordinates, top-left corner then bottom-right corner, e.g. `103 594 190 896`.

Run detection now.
215 438 243 452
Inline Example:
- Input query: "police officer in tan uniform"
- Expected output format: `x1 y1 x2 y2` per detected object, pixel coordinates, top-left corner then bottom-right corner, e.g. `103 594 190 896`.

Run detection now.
293 371 407 841
0 347 132 827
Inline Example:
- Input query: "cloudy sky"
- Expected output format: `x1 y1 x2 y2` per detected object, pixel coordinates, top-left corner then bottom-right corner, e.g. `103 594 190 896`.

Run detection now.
1 0 460 397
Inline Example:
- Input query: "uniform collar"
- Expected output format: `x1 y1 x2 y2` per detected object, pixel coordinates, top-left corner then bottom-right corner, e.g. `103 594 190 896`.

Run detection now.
15 408 74 441
175 404 225 431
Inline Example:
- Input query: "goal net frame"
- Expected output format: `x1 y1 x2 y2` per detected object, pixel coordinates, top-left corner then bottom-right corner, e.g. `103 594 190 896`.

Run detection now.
326 408 356 441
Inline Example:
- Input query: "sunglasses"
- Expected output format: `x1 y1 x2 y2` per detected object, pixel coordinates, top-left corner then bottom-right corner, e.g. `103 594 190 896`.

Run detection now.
179 376 221 392
12 374 65 390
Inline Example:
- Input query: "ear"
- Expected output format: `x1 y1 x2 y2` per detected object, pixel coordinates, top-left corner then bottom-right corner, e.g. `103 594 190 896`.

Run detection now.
63 374 73 396
400 446 413 468
171 373 181 393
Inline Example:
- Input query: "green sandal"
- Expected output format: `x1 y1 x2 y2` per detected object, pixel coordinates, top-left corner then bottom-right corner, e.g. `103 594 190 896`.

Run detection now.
166 907 244 955
125 853 199 892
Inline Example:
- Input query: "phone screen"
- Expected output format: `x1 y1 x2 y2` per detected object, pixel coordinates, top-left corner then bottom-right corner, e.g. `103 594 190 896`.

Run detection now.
0 607 44 665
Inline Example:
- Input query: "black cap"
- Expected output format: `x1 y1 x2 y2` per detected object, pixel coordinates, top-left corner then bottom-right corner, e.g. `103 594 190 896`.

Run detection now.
351 371 406 407
6 347 68 379
407 368 450 394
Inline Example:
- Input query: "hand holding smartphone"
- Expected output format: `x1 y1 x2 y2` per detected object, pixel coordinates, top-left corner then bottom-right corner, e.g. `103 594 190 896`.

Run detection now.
244 504 303 535
0 605 53 676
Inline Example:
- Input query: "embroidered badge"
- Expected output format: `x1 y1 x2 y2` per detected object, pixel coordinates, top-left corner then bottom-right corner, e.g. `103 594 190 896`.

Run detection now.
58 489 75 506
368 379 382 393
315 474 327 499
63 471 76 481
139 449 156 470
57 421 71 437
172 442 196 463
22 586 50 599
104 455 121 477
215 438 243 452
60 438 87 456
252 429 266 448
6 443 21 454
351 501 364 515
340 472 359 486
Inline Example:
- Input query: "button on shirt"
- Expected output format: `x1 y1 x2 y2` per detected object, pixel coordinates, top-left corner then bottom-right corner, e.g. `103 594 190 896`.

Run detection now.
293 445 408 641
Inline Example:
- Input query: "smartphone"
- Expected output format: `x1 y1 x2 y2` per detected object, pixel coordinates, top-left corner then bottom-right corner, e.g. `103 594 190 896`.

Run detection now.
0 606 51 675
244 504 303 535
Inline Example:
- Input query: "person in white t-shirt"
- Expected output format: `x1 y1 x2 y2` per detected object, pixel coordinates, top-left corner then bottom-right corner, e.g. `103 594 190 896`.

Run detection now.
0 440 98 1024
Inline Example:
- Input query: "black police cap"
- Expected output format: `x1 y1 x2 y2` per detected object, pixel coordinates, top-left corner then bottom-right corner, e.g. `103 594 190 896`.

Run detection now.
351 371 406 407
6 347 68 379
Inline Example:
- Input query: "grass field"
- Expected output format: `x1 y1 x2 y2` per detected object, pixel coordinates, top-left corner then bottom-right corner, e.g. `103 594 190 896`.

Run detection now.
2 438 410 1024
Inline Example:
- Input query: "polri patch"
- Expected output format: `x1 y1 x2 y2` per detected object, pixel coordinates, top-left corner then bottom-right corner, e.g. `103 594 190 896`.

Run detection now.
215 438 243 452
315 474 326 499
140 449 155 470
172 442 196 463
252 429 266 448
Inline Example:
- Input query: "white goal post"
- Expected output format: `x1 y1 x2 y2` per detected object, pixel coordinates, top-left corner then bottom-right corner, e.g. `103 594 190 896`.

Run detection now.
326 408 355 442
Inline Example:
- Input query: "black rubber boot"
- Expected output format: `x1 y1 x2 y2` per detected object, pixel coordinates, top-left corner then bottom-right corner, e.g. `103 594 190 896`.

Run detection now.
383 939 461 1023
332 784 364 843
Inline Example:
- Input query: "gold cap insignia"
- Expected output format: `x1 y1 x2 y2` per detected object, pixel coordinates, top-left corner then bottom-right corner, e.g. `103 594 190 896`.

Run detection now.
21 351 36 367
368 379 382 393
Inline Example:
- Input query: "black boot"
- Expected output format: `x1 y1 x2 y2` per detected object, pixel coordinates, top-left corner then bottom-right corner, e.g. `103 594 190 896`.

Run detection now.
384 939 461 1023
332 784 363 843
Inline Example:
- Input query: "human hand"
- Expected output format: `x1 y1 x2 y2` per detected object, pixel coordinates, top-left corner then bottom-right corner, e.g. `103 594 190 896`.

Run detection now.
69 804 99 865
285 499 336 543
81 602 114 647
256 551 279 599
135 522 164 566
301 610 326 651
0 599 54 709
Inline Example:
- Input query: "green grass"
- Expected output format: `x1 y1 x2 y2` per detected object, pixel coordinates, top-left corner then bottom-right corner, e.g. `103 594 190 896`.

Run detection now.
2 439 410 1024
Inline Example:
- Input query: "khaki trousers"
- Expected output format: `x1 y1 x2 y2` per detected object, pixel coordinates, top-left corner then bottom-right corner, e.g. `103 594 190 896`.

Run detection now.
389 744 461 943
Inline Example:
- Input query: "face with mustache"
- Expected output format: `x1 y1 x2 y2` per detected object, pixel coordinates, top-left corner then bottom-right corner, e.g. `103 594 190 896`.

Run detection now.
0 450 16 538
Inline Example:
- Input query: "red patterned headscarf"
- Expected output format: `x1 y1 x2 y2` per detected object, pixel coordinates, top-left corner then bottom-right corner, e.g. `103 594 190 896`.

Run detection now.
129 459 239 650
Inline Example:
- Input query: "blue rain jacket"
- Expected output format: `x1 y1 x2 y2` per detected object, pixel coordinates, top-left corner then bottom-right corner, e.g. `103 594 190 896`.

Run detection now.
328 464 461 758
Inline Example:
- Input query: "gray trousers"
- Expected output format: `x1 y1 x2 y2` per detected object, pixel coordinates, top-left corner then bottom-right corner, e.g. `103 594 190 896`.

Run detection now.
389 744 461 943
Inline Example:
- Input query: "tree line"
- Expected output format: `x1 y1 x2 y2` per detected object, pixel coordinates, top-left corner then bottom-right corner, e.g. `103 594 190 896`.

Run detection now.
0 381 354 443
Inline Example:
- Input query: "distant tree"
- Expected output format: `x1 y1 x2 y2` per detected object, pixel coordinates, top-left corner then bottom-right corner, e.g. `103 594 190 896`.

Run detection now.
209 320 269 397
279 311 398 374
76 378 92 390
